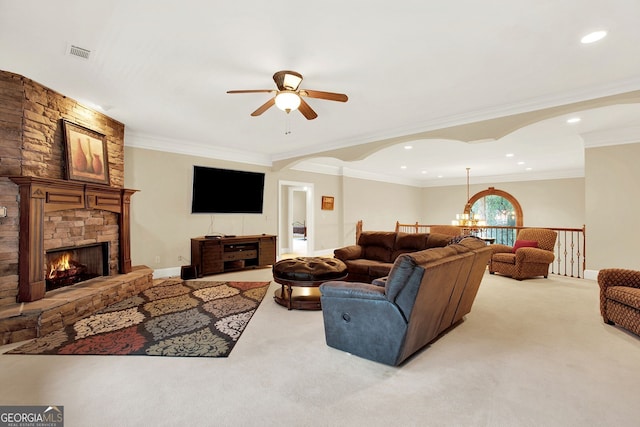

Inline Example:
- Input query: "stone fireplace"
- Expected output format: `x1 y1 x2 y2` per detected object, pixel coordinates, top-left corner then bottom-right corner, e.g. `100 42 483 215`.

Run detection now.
0 70 154 344
9 176 136 302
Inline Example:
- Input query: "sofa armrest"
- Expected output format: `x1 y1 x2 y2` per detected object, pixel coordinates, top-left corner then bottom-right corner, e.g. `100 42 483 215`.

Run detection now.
515 247 555 264
598 268 640 291
319 281 387 300
334 245 363 261
371 277 387 287
491 244 513 254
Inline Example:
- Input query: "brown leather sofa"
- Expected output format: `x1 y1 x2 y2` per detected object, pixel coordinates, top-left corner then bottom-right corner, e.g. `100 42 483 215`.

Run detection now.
598 268 640 337
320 237 492 366
334 231 452 282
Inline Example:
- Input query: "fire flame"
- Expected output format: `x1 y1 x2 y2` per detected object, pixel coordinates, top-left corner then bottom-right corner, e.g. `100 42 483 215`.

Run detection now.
49 253 71 279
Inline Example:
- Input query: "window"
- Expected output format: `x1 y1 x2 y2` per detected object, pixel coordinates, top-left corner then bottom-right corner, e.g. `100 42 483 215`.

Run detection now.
466 187 522 246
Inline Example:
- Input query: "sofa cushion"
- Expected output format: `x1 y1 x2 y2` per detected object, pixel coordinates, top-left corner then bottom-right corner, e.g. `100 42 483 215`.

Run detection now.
341 259 380 276
364 245 393 262
512 239 538 253
392 232 428 259
606 286 640 309
395 232 428 250
358 231 396 248
358 232 396 262
426 233 455 248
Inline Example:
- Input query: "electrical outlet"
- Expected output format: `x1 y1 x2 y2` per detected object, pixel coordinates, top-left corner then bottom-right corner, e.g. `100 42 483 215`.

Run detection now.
155 256 160 264
178 255 183 261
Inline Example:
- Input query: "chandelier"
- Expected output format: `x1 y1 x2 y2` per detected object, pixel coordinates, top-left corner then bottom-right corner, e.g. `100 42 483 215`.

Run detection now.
451 168 486 229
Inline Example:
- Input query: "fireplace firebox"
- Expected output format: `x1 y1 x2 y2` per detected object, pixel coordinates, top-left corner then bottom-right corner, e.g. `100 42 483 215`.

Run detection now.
45 243 110 291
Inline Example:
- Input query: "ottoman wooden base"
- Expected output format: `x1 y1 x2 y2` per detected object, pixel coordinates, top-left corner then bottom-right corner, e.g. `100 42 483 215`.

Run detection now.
272 257 347 311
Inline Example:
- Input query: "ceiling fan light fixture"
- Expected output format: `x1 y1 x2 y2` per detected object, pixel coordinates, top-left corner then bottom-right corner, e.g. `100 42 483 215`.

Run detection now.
275 91 301 113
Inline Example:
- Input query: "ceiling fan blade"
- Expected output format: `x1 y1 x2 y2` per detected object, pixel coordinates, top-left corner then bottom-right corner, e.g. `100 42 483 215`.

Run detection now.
300 89 348 102
251 98 275 116
227 89 275 94
298 98 318 120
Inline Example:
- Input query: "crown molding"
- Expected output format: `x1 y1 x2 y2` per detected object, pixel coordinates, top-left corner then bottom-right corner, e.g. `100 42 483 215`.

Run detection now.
581 126 640 148
418 168 584 187
124 131 272 166
273 79 640 162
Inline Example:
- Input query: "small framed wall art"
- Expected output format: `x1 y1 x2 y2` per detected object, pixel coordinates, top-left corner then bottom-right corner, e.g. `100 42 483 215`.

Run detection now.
62 120 110 185
321 196 334 210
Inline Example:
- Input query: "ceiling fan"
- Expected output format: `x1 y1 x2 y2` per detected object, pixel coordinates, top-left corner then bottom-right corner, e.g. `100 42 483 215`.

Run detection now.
227 70 348 120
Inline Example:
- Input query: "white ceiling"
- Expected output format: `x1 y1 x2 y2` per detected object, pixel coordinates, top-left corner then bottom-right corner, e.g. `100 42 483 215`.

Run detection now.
2 0 640 186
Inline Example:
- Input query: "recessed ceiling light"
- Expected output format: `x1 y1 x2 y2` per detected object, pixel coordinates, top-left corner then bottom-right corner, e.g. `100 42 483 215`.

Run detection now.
567 117 581 124
400 165 407 169
421 170 427 174
581 30 607 44
404 145 413 150
517 161 525 165
506 153 514 158
526 167 532 171
437 175 443 178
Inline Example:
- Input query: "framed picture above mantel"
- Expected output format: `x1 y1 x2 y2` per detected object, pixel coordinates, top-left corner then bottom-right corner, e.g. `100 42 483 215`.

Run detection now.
62 120 110 185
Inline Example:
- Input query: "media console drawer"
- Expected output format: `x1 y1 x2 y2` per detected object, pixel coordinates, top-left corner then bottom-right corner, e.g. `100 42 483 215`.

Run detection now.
222 250 258 261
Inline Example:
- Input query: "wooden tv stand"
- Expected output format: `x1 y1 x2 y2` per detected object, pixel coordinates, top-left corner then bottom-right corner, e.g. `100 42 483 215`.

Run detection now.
190 234 276 277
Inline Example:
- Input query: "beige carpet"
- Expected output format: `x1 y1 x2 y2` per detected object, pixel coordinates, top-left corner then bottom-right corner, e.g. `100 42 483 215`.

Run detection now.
1 268 639 426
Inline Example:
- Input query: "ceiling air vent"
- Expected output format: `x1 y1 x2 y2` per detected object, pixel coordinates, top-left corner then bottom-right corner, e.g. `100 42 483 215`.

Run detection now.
67 44 91 60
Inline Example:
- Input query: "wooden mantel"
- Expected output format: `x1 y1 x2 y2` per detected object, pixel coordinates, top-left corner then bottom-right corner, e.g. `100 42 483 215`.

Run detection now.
9 176 137 302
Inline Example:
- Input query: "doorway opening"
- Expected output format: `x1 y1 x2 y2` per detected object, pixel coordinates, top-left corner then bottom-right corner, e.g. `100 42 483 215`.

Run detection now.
278 180 314 259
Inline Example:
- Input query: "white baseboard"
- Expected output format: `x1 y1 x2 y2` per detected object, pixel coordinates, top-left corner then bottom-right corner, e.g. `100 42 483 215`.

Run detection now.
583 269 599 281
153 267 181 279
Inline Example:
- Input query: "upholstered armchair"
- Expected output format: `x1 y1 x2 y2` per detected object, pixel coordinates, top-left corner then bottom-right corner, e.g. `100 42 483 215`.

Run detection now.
489 228 557 280
598 268 640 337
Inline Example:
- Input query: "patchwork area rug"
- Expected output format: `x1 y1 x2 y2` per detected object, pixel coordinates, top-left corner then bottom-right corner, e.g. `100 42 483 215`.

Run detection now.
8 280 270 357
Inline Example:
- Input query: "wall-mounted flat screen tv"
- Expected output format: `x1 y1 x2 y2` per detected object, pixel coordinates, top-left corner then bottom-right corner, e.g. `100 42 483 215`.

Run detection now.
191 166 265 214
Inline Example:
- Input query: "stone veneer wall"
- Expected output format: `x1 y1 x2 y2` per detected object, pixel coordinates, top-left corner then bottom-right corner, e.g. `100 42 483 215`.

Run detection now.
0 70 126 307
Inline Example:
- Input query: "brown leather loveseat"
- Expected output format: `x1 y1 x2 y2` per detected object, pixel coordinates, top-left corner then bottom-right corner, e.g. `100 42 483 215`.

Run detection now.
334 231 452 282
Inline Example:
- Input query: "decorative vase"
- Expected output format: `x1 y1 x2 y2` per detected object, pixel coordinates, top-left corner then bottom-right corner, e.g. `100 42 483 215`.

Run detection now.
85 138 94 174
73 138 87 172
92 154 103 176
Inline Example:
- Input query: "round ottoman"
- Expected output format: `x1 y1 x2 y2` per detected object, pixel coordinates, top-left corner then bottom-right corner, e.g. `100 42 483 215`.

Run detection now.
272 257 347 310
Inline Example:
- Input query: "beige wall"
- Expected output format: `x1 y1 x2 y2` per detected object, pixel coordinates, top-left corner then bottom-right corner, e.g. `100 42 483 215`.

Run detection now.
126 146 597 275
421 178 585 228
125 147 276 269
586 142 640 270
341 176 424 244
125 147 349 268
